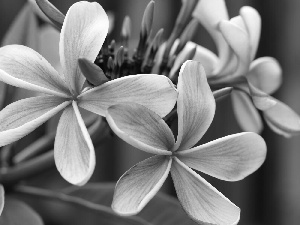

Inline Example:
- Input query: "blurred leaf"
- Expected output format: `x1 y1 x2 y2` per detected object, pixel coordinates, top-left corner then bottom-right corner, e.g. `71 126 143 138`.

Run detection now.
0 197 43 225
64 182 198 225
13 185 148 225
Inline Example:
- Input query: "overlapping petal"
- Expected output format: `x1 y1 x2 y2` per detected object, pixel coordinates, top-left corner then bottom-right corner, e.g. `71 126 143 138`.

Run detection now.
171 42 219 77
247 57 282 95
112 156 172 215
54 101 95 185
106 103 173 155
263 100 300 137
0 96 70 147
240 6 261 60
171 157 240 225
177 133 266 181
174 61 215 151
192 0 231 73
219 20 251 76
78 74 177 118
231 90 263 133
0 185 4 216
0 45 69 97
60 1 109 95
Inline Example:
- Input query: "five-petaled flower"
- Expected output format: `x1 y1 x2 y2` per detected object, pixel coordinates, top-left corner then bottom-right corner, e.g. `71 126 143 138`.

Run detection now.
171 0 300 137
0 1 177 185
106 61 267 225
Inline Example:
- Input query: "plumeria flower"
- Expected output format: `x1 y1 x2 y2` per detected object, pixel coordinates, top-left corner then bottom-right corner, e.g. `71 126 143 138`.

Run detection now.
173 0 300 137
106 61 267 225
0 1 177 185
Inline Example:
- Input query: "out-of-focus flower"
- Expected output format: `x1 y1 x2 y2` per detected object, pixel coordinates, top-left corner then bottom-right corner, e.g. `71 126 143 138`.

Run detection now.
106 61 266 225
173 0 300 137
0 2 177 185
0 185 4 216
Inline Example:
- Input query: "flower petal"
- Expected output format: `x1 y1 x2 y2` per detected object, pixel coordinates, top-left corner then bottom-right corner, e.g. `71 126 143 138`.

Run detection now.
248 83 277 110
54 101 95 185
0 45 69 97
263 100 300 137
240 6 261 60
171 157 240 225
219 20 251 76
247 57 282 95
60 1 109 95
231 90 263 133
171 41 219 78
192 0 231 74
174 61 215 151
112 155 172 215
106 103 173 155
177 132 266 181
0 185 4 216
78 74 177 118
0 96 70 147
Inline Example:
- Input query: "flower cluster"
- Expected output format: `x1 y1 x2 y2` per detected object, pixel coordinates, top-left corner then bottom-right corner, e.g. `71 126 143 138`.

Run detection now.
0 0 298 224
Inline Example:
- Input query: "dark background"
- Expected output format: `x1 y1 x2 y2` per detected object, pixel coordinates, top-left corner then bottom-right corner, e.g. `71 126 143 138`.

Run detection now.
1 1 300 224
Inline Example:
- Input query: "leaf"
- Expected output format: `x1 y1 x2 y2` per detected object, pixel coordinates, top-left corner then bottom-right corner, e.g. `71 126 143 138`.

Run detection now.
13 186 148 225
0 197 43 225
64 182 198 225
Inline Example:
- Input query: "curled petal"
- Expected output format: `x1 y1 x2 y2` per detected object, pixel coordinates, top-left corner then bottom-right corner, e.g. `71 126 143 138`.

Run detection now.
219 20 251 76
79 74 177 118
0 96 70 147
231 90 263 133
171 157 240 225
240 6 261 60
192 0 231 74
247 57 282 95
0 185 4 216
112 156 172 215
264 100 300 137
174 61 215 151
0 45 69 97
60 1 109 95
106 103 173 155
177 132 267 181
54 101 95 185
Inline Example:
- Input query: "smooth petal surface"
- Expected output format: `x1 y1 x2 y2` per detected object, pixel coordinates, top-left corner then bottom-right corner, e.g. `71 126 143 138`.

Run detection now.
79 74 177 118
264 100 300 137
0 96 70 147
171 157 240 225
219 20 251 76
112 156 172 215
177 132 266 181
248 83 277 111
0 185 4 216
240 6 261 60
0 45 69 97
54 101 95 185
106 103 173 155
247 57 282 95
174 61 215 151
192 0 231 74
60 1 109 95
231 90 263 133
172 42 219 77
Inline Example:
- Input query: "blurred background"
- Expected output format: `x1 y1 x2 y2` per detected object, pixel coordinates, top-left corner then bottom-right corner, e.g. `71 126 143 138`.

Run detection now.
0 0 300 224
